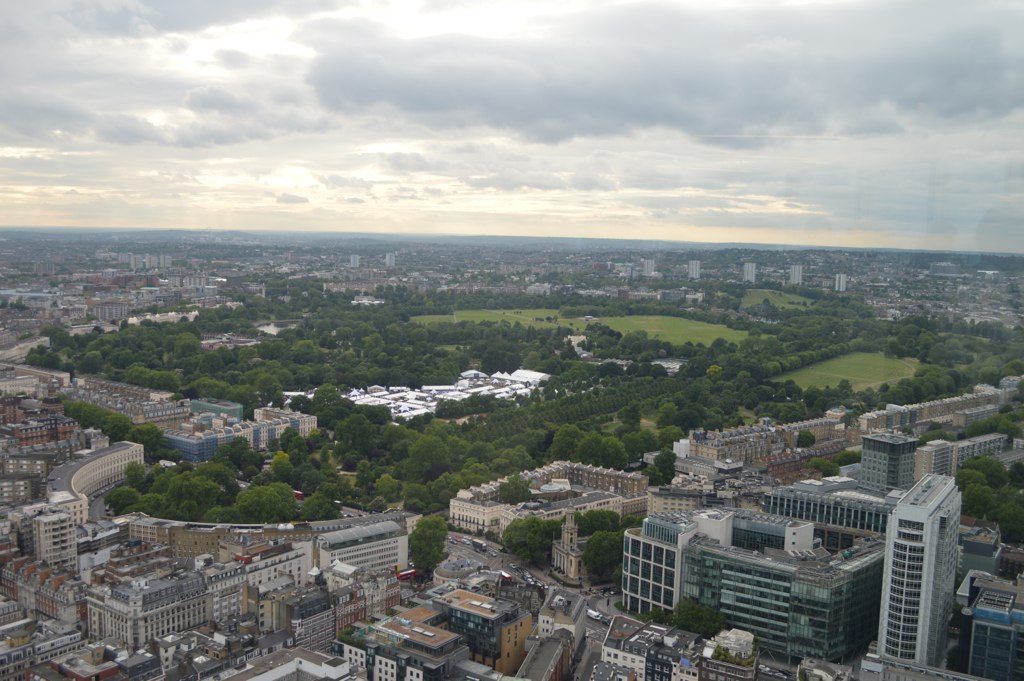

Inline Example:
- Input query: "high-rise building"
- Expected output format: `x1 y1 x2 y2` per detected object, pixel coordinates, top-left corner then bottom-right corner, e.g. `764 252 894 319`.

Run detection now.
350 254 361 268
743 262 757 283
877 475 961 667
835 273 848 292
641 258 655 276
687 260 701 280
789 265 803 286
860 433 917 494
384 252 396 268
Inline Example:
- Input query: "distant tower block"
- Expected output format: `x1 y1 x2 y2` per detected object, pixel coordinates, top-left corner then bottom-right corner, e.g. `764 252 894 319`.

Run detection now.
688 260 701 280
743 262 757 283
789 265 803 286
350 254 361 268
385 252 396 268
641 258 655 276
835 273 848 292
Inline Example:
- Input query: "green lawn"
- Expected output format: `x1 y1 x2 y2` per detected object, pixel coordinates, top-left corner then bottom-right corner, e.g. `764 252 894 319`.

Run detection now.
742 289 813 309
777 352 920 391
413 309 745 346
412 309 564 328
594 315 747 346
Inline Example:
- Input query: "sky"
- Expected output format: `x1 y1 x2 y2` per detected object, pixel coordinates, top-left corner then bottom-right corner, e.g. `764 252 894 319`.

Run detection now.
0 0 1022 252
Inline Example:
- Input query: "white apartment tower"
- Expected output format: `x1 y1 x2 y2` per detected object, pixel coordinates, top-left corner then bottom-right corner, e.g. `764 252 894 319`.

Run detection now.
350 254 361 268
385 252 396 268
877 474 961 667
641 258 655 276
789 265 803 286
687 260 701 280
835 273 848 292
743 262 757 283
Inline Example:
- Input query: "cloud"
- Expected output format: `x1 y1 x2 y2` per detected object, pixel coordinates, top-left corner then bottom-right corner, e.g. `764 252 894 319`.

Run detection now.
307 1 1024 144
276 193 309 204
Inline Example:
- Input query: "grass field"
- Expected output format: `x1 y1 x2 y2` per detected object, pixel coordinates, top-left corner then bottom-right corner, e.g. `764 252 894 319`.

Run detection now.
777 352 920 390
413 309 745 346
412 309 564 328
595 315 747 345
741 289 813 309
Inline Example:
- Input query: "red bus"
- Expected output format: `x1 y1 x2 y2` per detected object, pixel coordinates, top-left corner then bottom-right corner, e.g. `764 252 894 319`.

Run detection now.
293 490 305 501
397 569 418 581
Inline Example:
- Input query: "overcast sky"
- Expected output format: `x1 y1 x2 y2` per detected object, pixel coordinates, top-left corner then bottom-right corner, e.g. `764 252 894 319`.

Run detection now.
0 0 1022 251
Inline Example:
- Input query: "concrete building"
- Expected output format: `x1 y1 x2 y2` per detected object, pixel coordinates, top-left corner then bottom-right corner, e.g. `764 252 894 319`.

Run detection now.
435 589 532 675
877 475 962 667
742 263 756 284
44 441 145 526
789 265 803 286
600 616 701 681
915 439 955 479
190 398 244 420
316 521 408 572
687 260 700 280
958 571 1024 681
86 571 208 649
762 476 896 538
860 433 917 495
701 629 757 681
33 511 76 571
835 274 848 292
537 589 586 657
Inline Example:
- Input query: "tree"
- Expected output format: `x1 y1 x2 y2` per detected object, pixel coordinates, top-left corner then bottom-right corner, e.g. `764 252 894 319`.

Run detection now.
499 475 532 504
582 530 624 580
618 402 641 431
796 430 816 448
123 461 147 490
650 449 677 486
301 491 340 521
105 487 141 515
375 474 402 502
961 456 1009 489
102 413 133 441
409 516 448 574
805 457 839 477
672 598 727 638
126 423 166 457
235 483 299 523
576 510 620 536
503 517 561 564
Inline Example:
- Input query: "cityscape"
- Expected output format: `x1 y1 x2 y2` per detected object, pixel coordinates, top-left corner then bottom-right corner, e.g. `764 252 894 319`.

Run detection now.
1 2 1023 681
0 229 1021 681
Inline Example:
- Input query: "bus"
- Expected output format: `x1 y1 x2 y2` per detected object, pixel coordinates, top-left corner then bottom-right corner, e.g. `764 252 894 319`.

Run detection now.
397 569 418 581
471 539 487 553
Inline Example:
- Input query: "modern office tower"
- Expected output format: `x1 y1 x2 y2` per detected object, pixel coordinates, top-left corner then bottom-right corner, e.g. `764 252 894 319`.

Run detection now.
959 572 1024 681
789 265 804 285
621 509 885 661
385 252 396 268
878 475 961 667
860 433 918 494
743 262 757 283
641 258 655 276
835 273 848 292
350 254 361 268
687 260 701 280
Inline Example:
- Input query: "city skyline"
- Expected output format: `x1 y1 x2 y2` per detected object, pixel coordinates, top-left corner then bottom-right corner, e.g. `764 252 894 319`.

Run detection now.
0 0 1021 252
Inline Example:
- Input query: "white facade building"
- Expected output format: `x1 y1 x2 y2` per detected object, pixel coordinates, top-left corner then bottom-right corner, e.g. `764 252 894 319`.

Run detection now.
877 475 961 667
743 262 757 283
